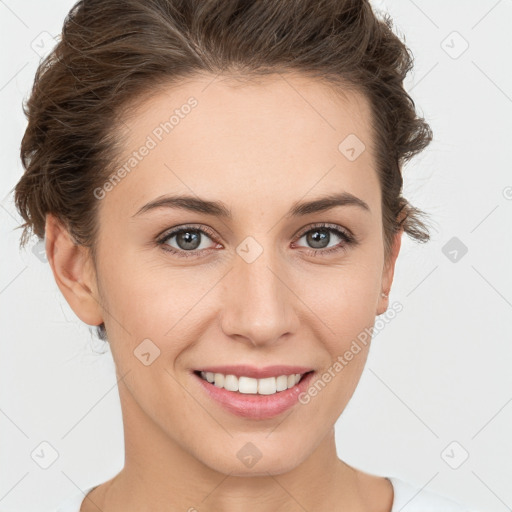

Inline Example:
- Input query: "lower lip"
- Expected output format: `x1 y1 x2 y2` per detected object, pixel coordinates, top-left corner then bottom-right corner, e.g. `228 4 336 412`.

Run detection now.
193 371 315 420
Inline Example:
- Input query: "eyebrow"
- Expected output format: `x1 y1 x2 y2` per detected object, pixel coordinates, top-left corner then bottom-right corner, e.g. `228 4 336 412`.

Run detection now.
132 191 371 219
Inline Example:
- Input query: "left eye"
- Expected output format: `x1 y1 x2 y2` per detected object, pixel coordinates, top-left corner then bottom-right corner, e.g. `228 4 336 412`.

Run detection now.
293 225 352 252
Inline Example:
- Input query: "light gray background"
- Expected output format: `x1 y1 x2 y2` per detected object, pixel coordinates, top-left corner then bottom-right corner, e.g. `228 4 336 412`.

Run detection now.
1 1 511 511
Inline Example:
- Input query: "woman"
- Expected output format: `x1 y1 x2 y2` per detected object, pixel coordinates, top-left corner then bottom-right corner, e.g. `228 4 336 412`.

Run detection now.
14 0 478 510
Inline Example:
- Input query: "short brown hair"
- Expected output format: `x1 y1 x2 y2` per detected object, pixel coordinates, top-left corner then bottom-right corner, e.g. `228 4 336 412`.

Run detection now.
14 0 433 339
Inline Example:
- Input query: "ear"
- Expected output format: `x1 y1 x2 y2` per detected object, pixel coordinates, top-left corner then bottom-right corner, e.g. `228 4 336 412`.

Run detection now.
376 228 403 316
44 214 104 327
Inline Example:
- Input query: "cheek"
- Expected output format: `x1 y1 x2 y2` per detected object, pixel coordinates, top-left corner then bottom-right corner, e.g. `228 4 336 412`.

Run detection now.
96 250 216 362
96 243 179 323
298 292 374 426
291 259 380 402
294 258 381 336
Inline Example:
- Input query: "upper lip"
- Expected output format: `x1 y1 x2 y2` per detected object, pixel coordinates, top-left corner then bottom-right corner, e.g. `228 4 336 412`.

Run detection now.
194 365 314 379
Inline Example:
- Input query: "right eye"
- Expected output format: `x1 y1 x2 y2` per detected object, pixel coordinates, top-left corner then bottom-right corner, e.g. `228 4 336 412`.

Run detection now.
157 225 221 258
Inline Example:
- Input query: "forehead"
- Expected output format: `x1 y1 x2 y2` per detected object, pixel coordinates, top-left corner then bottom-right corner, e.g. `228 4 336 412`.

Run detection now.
104 72 380 219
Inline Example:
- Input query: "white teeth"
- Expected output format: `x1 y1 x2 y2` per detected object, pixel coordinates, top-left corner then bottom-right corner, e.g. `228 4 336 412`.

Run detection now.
213 373 224 388
224 374 239 392
276 375 288 392
199 371 307 395
239 376 258 394
258 377 276 395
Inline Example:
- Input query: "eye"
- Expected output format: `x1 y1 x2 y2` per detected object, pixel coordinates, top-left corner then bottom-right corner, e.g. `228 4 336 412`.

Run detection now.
157 225 220 258
292 223 355 256
156 222 356 259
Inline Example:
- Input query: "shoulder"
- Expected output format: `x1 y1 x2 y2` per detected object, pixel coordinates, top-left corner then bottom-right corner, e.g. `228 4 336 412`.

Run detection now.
54 486 96 512
387 476 480 512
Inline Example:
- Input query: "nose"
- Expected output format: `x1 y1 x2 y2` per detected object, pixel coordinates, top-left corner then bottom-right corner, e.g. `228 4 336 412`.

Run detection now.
220 247 299 347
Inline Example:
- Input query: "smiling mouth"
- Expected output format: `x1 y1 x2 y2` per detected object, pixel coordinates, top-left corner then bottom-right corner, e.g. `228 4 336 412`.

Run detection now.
193 370 314 395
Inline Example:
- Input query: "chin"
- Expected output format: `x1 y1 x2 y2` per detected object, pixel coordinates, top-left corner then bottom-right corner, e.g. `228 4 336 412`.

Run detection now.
195 437 310 477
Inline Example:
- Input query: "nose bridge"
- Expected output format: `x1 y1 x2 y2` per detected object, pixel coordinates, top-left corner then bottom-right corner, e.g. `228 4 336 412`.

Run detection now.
220 241 298 345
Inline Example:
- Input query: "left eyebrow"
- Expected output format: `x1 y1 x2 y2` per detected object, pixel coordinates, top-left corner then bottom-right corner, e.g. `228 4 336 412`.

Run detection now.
288 192 371 216
132 191 371 219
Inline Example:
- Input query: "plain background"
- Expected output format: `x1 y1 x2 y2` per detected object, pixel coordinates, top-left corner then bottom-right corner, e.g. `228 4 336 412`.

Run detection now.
1 0 511 510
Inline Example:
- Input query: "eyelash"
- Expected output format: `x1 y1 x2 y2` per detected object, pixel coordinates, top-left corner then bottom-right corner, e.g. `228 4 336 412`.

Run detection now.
156 222 356 259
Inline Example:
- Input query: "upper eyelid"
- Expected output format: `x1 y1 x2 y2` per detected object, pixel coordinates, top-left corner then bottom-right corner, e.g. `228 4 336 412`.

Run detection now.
157 223 217 242
295 222 351 238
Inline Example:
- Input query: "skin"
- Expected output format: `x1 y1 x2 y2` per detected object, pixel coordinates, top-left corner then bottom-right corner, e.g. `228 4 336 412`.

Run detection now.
45 72 402 511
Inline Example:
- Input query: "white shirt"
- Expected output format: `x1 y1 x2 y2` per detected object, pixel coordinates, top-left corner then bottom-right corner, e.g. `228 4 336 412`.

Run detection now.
55 476 479 511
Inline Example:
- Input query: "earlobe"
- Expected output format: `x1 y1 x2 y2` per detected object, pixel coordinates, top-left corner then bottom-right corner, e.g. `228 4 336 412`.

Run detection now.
44 214 104 327
376 228 403 316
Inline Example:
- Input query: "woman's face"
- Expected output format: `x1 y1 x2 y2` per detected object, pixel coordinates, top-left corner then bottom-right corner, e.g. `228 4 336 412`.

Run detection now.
80 73 400 475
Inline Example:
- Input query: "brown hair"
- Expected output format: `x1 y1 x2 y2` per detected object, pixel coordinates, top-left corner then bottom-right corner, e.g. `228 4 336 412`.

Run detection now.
14 0 432 340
